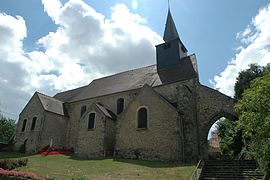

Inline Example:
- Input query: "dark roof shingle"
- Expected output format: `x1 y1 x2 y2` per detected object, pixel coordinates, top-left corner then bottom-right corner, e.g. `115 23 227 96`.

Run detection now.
37 93 64 116
54 55 198 103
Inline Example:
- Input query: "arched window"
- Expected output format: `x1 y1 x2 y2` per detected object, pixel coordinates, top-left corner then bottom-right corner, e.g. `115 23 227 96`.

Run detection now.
88 113 95 129
21 119 27 132
117 98 124 114
80 105 86 117
31 117 37 131
137 107 148 128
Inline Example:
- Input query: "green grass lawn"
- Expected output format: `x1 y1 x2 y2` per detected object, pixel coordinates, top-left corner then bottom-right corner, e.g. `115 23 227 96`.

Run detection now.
0 152 195 180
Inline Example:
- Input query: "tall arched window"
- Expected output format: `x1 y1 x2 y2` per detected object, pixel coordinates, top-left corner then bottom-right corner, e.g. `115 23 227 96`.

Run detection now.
31 117 37 131
88 113 95 130
117 98 124 114
21 119 27 132
137 107 148 128
80 105 86 117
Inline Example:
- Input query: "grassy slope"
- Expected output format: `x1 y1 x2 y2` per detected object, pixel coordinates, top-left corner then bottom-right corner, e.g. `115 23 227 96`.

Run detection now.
0 152 195 180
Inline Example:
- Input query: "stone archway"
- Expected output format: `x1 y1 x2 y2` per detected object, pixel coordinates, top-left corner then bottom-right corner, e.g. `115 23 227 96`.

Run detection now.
196 85 238 160
200 111 238 160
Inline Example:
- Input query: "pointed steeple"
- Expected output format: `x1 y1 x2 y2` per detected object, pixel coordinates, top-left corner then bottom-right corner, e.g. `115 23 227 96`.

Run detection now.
155 5 189 72
163 9 179 42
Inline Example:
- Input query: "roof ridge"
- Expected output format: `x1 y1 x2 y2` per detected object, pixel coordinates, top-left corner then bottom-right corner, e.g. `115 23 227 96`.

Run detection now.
37 92 63 102
91 64 156 83
36 91 53 98
53 85 88 96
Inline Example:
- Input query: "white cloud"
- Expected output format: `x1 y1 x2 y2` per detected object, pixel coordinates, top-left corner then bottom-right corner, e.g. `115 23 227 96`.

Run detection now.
132 0 138 10
0 13 30 119
0 0 162 119
213 3 270 97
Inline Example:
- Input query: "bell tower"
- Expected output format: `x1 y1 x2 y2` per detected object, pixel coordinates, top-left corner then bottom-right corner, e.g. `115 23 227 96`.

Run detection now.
156 9 188 71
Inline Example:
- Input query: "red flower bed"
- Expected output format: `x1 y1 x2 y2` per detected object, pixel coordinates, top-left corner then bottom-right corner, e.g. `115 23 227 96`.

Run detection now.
0 168 38 178
0 168 53 180
38 145 74 156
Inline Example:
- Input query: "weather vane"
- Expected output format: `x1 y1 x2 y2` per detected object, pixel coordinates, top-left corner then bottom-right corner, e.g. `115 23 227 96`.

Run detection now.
168 0 170 10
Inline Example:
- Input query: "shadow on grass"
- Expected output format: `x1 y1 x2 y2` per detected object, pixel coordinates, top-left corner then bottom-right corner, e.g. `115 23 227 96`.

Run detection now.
68 155 110 161
0 151 35 159
2 152 196 169
113 159 196 168
67 154 195 168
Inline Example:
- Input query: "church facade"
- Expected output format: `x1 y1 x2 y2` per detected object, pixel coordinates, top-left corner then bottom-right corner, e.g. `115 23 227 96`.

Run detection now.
14 10 237 162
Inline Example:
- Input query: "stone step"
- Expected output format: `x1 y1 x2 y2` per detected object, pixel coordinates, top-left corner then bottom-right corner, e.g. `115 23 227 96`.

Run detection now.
199 160 264 180
206 160 256 164
203 167 259 171
201 172 264 176
201 174 264 178
201 178 263 180
201 176 264 179
205 161 257 165
202 171 262 175
204 165 257 168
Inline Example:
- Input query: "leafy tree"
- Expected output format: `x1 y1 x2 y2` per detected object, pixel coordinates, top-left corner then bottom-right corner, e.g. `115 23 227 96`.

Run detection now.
0 114 16 144
216 119 243 159
234 64 265 100
236 67 270 175
216 64 269 159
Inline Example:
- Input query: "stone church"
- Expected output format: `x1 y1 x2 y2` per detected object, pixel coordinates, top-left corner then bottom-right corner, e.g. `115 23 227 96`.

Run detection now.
14 9 237 162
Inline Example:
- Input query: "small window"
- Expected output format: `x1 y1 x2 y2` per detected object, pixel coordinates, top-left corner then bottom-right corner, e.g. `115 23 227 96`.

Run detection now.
80 105 86 117
21 119 27 132
137 107 148 128
88 113 95 129
117 98 124 114
31 117 37 131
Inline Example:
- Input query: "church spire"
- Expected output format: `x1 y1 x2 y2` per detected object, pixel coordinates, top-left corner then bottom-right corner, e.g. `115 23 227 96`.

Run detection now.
163 8 179 42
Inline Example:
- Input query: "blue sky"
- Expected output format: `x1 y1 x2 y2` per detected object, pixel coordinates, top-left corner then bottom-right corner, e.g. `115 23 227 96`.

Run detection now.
0 0 270 119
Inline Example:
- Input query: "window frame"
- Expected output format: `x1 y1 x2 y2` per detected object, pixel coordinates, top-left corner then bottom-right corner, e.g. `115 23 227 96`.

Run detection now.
136 106 149 129
80 105 87 118
21 119 27 132
87 112 96 130
117 98 124 115
31 117 37 131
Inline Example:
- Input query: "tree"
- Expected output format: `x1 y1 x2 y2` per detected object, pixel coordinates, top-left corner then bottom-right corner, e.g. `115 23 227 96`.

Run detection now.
216 64 264 159
216 118 243 159
0 114 16 144
236 67 270 175
234 64 265 100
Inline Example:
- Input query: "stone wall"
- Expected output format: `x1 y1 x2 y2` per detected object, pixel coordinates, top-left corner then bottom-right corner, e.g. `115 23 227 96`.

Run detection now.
150 79 200 162
197 85 237 159
66 89 138 151
14 93 45 152
76 106 106 158
115 85 180 161
65 78 201 162
14 76 237 162
39 112 67 149
104 118 116 155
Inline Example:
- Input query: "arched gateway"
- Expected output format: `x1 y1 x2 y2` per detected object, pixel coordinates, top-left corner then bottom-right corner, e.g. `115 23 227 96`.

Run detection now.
14 7 237 162
196 85 238 160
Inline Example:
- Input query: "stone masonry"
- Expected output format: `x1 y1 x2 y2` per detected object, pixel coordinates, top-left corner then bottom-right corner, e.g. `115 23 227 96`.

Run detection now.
13 9 237 162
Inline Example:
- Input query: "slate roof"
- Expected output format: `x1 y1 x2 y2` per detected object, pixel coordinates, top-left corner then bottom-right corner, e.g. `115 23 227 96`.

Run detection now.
54 65 161 102
163 9 179 42
37 92 65 116
52 85 88 103
54 54 198 103
95 103 116 120
163 9 187 52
